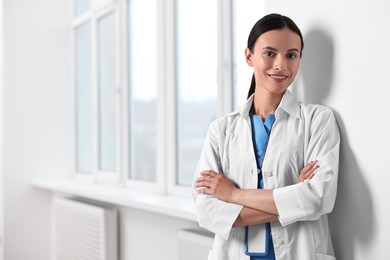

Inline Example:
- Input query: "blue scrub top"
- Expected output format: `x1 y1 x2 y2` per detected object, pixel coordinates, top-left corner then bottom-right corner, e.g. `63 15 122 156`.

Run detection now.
248 109 276 260
250 112 275 189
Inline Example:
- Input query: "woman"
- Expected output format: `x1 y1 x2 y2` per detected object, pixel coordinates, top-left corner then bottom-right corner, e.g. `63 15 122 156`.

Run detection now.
193 13 340 260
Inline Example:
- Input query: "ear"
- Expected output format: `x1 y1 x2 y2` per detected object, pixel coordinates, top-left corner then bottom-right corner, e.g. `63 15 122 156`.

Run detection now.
245 48 253 67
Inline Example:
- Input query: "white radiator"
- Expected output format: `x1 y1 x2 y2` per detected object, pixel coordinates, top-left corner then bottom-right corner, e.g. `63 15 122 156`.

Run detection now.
177 229 214 260
52 197 118 260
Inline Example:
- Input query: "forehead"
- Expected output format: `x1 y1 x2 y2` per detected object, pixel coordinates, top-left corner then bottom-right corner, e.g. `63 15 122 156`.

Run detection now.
255 28 301 51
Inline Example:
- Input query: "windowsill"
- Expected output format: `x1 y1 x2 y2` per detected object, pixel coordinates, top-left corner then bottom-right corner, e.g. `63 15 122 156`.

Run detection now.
32 177 197 222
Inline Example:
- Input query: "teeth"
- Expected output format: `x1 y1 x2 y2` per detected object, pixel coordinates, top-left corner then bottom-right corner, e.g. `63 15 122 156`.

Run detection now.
270 75 287 79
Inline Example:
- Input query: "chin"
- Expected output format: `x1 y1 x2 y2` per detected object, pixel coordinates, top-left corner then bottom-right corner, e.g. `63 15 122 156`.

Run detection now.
268 86 289 95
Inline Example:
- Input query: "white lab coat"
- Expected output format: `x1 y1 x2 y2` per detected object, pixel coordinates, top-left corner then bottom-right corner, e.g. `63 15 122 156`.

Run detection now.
192 90 340 260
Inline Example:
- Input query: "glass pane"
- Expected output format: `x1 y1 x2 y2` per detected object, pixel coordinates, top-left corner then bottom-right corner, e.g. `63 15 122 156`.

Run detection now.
75 22 93 173
74 0 90 16
128 0 158 181
233 0 265 109
176 0 218 186
98 12 117 171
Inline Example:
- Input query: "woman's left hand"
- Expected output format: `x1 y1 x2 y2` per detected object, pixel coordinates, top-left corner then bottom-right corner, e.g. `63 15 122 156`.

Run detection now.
195 170 238 202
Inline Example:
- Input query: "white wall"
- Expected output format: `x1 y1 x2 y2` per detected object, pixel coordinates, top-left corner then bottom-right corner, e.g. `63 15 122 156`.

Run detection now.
266 0 390 259
3 0 72 259
0 0 4 258
119 208 199 260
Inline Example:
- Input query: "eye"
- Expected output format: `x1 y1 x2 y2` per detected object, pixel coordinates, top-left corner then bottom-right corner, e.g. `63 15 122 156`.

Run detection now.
263 51 275 57
287 52 298 59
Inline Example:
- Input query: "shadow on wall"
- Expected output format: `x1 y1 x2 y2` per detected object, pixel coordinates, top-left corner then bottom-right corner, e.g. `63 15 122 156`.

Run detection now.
300 29 375 260
301 29 334 104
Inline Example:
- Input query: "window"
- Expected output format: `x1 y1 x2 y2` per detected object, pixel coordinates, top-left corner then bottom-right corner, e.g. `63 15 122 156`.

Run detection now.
73 1 119 181
127 0 158 182
175 0 218 186
98 12 117 172
75 21 92 174
72 0 265 194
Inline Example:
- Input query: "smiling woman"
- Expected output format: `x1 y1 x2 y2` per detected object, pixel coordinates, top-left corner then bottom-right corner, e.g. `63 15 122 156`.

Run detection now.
192 13 340 260
245 28 302 117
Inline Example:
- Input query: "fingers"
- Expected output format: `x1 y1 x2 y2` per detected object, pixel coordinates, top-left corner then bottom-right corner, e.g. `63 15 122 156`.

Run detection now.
301 160 317 173
199 170 219 178
195 186 211 195
298 160 319 183
195 170 218 189
195 176 212 188
195 175 215 196
195 170 230 197
304 161 318 177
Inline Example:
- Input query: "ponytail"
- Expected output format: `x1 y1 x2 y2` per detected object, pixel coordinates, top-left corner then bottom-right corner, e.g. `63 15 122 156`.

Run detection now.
247 74 256 99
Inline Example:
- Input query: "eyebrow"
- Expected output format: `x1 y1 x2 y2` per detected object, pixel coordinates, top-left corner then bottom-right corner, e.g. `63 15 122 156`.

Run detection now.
262 46 300 52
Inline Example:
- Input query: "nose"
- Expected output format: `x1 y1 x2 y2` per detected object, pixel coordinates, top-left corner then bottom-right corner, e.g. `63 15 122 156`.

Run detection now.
273 55 287 71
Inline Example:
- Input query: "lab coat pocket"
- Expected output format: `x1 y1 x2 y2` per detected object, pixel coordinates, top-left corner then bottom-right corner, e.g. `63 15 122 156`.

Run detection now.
316 253 336 260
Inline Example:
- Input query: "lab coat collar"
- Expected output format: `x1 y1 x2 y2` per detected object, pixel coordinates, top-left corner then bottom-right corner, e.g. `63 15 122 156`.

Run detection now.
239 90 301 119
239 95 254 119
276 90 301 119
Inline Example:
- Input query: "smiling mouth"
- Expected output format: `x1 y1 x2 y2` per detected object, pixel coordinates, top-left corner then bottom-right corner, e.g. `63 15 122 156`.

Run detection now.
269 74 288 80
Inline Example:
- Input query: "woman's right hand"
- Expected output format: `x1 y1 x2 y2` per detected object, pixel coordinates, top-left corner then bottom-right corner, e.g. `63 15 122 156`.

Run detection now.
297 160 319 183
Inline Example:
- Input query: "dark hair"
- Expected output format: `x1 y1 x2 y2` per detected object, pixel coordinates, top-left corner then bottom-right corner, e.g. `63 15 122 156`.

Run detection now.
247 13 304 98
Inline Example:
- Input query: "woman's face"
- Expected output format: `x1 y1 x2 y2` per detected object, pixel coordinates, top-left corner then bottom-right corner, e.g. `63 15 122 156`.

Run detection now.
246 28 302 95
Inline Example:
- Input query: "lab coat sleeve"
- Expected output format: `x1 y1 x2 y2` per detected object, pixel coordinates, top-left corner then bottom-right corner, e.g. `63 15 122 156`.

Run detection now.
273 107 340 226
192 120 243 240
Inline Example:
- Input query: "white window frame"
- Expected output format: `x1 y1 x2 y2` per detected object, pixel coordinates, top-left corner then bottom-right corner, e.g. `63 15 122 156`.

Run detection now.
122 0 165 193
165 0 234 196
71 0 122 185
70 0 256 197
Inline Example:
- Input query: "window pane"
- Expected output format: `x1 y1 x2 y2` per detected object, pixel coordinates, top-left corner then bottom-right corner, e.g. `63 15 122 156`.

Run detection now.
233 0 265 109
128 0 158 181
74 0 90 16
176 0 218 186
98 12 117 171
75 22 93 173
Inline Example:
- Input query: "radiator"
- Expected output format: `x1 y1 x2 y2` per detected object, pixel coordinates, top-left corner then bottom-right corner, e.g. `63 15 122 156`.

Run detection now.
177 229 214 260
52 197 118 260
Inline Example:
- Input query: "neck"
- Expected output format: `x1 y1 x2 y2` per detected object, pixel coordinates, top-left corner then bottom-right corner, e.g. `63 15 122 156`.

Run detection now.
253 89 284 120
